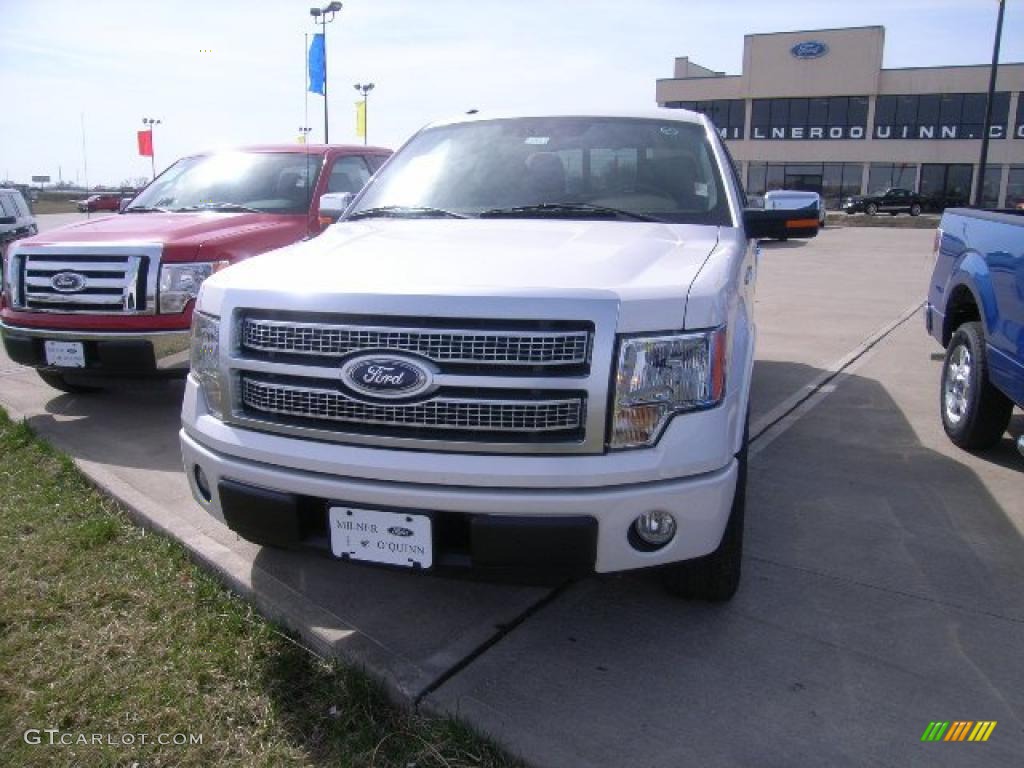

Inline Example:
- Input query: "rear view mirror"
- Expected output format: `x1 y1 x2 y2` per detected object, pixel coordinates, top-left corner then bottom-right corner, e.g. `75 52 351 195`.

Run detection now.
743 208 819 240
318 192 354 226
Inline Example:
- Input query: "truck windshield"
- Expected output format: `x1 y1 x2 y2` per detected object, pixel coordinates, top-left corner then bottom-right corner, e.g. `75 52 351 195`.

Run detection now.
348 117 732 225
126 152 323 214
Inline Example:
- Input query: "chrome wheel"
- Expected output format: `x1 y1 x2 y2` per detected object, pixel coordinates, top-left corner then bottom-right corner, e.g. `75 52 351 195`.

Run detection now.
944 344 971 425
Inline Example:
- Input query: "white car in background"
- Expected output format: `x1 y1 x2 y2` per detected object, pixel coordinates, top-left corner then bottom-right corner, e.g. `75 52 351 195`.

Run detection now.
764 190 826 230
0 188 38 249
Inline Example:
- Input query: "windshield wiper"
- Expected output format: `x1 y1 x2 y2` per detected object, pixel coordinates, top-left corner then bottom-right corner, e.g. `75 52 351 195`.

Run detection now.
174 202 263 214
122 205 171 213
478 202 662 222
346 205 466 220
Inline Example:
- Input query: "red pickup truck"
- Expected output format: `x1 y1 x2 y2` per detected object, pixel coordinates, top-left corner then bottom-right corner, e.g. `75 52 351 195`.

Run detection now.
1 144 389 391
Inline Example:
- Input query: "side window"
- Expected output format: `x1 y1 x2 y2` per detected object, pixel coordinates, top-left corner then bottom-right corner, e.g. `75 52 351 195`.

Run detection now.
327 156 371 194
0 194 14 217
366 155 387 173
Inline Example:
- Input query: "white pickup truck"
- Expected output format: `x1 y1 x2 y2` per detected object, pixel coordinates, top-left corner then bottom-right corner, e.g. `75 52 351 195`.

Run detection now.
179 110 817 600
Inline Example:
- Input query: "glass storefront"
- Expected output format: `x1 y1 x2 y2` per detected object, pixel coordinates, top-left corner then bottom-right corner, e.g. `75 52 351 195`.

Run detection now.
867 164 917 194
750 96 869 140
919 164 973 209
746 162 863 207
1006 166 1024 207
664 100 746 140
874 92 1010 140
980 165 1003 208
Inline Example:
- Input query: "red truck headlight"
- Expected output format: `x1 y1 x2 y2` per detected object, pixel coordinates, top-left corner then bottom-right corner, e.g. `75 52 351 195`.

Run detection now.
159 261 230 314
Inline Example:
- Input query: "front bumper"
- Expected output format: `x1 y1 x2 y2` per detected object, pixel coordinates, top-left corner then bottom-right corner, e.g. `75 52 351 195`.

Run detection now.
181 425 738 576
0 321 191 377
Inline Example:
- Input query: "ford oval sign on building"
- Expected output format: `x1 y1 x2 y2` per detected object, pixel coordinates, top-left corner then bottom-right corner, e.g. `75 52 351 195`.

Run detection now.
340 354 437 400
791 41 829 59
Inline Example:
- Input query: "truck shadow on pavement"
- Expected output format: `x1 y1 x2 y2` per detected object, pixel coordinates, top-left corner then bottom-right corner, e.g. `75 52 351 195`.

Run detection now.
398 361 1024 768
28 381 186 473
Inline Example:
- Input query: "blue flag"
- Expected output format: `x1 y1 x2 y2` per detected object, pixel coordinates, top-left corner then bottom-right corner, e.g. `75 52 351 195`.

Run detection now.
308 33 325 95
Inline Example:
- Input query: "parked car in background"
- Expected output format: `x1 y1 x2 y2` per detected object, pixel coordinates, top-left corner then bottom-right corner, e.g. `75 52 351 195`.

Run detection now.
76 194 123 213
179 109 819 601
1 144 390 392
0 188 38 252
764 189 826 228
926 208 1023 450
842 187 924 216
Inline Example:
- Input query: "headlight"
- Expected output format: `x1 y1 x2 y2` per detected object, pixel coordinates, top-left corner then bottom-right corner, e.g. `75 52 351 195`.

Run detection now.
159 261 229 314
190 312 224 419
610 327 727 449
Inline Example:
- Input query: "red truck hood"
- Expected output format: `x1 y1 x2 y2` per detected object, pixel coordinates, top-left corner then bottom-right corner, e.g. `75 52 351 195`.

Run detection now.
24 212 304 262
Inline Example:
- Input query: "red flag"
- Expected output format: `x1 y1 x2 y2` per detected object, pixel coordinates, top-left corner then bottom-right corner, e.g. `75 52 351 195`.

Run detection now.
137 130 153 157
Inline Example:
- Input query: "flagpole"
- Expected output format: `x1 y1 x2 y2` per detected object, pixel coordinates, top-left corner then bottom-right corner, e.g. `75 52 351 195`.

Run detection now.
304 33 309 140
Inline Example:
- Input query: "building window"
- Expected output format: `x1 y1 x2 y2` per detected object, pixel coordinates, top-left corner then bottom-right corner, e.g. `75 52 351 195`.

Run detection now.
1006 166 1024 206
867 163 917 194
920 164 973 209
750 96 868 140
1016 98 1024 139
665 99 746 140
746 162 862 207
980 165 1003 208
874 92 1010 140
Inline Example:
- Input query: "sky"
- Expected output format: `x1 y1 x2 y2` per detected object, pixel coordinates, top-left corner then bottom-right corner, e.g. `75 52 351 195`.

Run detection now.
1 0 1022 187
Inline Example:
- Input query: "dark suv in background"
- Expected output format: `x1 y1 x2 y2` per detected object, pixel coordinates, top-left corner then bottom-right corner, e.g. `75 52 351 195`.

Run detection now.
842 187 924 217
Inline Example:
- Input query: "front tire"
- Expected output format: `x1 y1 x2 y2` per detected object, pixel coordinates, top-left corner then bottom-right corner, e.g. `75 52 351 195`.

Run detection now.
940 322 1012 449
866 202 878 216
661 420 747 601
910 203 922 216
36 370 103 394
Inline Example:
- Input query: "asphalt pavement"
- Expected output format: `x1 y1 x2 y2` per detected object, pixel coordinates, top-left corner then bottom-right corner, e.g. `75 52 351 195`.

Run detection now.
2 218 1021 766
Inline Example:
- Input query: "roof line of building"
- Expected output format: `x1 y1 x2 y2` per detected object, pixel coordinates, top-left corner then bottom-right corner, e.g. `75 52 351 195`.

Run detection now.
741 25 883 38
881 62 1024 72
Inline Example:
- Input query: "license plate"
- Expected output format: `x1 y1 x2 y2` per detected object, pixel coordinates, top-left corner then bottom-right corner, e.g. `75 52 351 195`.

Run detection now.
43 340 85 368
328 506 432 569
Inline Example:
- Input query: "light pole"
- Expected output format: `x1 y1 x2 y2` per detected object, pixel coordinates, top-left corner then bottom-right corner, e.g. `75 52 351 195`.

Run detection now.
142 117 161 179
310 2 342 144
974 0 1006 208
354 83 374 145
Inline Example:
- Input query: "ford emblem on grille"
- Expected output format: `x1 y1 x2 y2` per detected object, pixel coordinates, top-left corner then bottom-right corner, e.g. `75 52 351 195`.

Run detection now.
388 526 414 537
339 354 437 400
50 272 88 293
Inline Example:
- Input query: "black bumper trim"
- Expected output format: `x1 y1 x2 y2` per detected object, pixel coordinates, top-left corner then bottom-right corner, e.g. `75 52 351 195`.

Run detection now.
213 477 597 578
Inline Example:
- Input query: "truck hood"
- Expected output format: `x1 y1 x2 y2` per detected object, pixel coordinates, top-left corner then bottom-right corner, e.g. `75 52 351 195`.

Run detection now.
200 219 722 331
22 211 302 260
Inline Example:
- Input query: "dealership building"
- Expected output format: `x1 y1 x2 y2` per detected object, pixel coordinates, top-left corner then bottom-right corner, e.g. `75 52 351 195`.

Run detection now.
656 26 1024 208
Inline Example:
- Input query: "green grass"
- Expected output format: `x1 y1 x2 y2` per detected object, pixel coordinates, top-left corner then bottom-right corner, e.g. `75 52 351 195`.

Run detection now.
0 410 519 768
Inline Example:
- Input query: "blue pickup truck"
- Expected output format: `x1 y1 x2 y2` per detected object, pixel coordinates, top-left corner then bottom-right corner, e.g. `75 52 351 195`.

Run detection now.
926 208 1023 453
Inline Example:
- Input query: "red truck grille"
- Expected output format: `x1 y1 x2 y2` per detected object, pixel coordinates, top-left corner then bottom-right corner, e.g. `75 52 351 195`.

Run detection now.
12 252 155 314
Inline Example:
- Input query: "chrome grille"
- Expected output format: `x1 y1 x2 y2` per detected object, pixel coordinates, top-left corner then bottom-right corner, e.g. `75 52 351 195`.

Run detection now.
242 318 590 367
16 253 151 314
241 377 584 434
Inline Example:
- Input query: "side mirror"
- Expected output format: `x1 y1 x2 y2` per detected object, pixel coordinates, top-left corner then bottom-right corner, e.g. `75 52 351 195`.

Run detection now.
318 192 354 226
119 197 132 212
743 208 819 241
0 216 16 225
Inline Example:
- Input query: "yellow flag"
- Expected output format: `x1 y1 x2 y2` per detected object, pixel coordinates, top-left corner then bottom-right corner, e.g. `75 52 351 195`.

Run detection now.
297 134 306 144
355 100 366 138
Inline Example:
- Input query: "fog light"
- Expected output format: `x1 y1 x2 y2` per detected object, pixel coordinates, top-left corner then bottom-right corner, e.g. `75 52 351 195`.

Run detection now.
194 465 212 502
631 511 676 549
